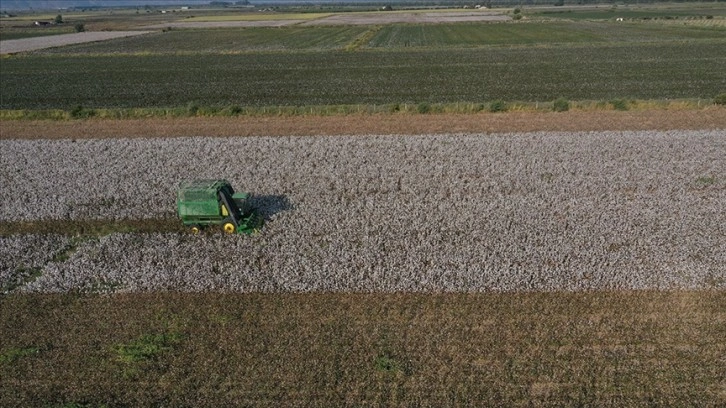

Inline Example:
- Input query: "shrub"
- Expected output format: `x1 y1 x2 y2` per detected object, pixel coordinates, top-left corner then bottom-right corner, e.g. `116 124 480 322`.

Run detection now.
74 23 85 33
609 99 629 111
186 102 200 116
489 100 507 113
417 102 431 114
70 105 95 119
714 93 726 106
225 105 243 115
552 97 570 112
375 354 400 373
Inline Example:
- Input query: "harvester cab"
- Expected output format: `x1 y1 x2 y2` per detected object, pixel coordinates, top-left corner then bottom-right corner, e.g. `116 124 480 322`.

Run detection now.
176 179 262 234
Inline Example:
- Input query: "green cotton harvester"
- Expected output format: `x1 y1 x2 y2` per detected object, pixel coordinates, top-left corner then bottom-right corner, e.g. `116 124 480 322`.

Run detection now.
176 179 262 234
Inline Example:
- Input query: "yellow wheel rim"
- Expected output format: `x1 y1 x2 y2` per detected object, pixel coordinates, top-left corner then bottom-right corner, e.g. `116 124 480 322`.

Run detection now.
223 223 235 234
190 226 200 234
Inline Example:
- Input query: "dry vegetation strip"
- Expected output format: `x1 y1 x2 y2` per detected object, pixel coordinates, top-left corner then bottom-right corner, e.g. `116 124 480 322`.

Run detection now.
1 292 724 406
0 218 183 237
2 109 725 140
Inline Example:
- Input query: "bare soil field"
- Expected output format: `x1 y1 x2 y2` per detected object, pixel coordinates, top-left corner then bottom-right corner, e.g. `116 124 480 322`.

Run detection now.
0 31 153 54
141 20 305 29
301 11 510 26
2 291 724 406
141 10 509 29
2 109 724 140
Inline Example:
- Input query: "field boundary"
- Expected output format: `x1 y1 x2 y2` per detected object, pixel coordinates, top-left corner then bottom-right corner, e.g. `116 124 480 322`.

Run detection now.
1 108 724 140
0 98 722 121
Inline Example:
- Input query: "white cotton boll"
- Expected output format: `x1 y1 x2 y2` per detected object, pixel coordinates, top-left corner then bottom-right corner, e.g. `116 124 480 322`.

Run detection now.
0 234 74 293
1 130 724 292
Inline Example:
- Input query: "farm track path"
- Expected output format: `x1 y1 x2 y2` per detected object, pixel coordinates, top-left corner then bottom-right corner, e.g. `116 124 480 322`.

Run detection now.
2 109 724 140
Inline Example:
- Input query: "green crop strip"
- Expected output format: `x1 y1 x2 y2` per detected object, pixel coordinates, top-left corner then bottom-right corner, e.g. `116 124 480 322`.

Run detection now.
2 41 724 111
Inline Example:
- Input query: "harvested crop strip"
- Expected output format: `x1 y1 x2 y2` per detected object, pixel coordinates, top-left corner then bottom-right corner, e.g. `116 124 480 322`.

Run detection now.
1 130 724 292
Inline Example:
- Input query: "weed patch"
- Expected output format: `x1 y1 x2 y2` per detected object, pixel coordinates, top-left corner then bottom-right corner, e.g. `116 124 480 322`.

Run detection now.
696 176 716 186
0 346 40 364
489 100 508 113
553 97 570 112
113 332 182 364
609 99 630 111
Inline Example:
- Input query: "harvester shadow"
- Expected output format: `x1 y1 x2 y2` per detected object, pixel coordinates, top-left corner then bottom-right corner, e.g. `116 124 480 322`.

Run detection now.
249 195 293 221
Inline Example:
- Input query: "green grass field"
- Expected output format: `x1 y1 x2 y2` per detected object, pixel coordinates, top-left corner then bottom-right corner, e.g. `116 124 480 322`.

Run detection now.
1 292 724 406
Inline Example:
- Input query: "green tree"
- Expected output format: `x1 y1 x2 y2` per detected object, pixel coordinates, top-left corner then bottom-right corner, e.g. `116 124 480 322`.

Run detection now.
54 14 63 24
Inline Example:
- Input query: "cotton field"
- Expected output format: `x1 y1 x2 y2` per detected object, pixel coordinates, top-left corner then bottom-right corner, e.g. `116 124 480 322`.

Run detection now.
1 130 724 293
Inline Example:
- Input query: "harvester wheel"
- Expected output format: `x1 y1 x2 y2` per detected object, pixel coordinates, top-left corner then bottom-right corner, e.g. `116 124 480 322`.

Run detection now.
190 226 200 234
223 223 235 234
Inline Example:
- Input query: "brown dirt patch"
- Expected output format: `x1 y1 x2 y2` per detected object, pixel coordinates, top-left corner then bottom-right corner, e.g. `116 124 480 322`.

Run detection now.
0 31 153 54
1 109 724 140
302 11 510 26
142 20 304 29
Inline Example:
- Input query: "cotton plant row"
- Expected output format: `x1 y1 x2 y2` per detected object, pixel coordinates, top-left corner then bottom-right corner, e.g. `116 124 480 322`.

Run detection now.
20 217 725 293
2 130 723 222
2 130 725 292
